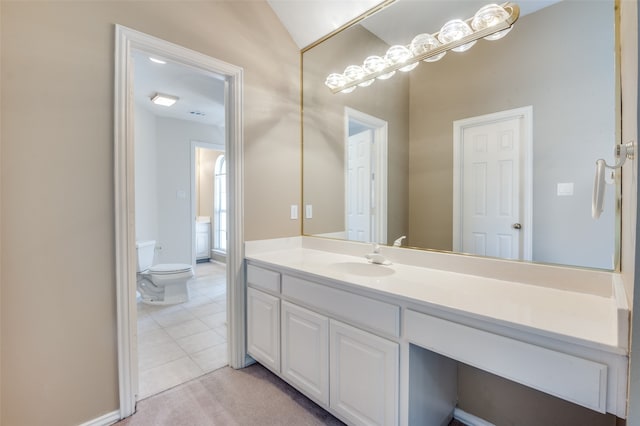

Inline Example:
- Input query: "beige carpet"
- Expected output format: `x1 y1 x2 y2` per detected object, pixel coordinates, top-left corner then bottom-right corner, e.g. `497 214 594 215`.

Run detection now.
116 363 345 425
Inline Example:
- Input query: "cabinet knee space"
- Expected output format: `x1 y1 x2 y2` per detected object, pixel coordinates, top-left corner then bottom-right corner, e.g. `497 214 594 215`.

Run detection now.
408 344 457 426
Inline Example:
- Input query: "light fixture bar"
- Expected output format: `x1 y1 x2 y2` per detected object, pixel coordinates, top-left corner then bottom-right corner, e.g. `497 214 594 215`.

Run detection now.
330 2 520 94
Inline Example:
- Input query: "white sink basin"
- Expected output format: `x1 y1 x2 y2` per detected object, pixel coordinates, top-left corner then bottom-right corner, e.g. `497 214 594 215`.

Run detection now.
332 262 395 277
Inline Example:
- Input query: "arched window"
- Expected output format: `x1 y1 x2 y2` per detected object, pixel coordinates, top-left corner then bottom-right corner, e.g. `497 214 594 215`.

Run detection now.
213 155 226 252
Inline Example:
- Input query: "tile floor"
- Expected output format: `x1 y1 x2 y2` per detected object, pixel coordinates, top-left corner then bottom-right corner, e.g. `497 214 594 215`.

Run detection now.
136 261 228 400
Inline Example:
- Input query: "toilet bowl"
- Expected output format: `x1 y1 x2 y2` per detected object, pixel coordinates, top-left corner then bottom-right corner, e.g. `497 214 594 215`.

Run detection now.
136 240 194 305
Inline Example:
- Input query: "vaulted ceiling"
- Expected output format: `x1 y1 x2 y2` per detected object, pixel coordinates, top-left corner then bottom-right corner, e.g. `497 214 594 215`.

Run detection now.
133 0 560 129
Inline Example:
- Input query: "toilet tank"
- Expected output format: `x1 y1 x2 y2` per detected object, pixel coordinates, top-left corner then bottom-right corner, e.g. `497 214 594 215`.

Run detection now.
136 240 156 272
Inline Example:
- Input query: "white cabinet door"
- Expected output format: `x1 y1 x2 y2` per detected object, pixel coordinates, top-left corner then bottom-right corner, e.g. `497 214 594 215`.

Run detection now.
330 319 399 426
247 287 280 373
281 301 329 405
196 223 211 259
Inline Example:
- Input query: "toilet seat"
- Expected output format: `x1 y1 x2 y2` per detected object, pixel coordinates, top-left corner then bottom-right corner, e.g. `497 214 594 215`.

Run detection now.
148 263 192 275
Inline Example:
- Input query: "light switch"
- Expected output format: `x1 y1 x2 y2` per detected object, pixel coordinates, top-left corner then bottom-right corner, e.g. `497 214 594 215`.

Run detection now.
176 190 187 199
290 205 299 220
557 183 574 196
305 204 313 219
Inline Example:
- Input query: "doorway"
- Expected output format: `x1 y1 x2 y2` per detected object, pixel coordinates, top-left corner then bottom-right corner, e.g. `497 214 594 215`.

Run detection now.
344 107 388 244
452 106 533 261
133 49 228 400
115 25 246 418
191 142 225 265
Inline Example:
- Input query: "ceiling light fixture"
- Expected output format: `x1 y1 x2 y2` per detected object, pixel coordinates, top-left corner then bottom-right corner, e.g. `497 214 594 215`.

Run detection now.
325 2 520 94
150 93 179 107
149 57 167 64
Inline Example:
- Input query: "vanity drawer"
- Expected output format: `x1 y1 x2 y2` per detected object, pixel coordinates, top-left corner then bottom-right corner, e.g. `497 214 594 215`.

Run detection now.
405 309 608 413
282 275 400 337
247 264 281 293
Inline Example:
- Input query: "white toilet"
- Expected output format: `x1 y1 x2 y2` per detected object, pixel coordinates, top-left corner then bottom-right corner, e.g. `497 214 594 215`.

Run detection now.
136 240 194 305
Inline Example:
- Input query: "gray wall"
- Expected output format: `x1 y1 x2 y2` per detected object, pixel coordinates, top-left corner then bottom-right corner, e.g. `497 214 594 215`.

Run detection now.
135 105 159 243
156 117 221 264
135 110 222 265
409 1 616 269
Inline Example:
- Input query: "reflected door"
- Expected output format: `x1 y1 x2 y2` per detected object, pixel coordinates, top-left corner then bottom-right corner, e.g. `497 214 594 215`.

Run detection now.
346 130 373 242
460 117 522 259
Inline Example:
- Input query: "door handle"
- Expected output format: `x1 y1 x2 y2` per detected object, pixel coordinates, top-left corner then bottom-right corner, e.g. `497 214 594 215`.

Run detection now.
512 223 522 230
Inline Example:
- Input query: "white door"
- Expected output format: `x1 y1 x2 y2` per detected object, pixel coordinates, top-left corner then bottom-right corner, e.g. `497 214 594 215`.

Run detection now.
453 107 532 261
346 130 373 242
461 118 521 259
330 319 399 426
247 287 280 373
281 301 329 405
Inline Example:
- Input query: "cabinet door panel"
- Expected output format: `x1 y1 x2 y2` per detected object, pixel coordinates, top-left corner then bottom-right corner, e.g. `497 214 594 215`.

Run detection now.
330 320 399 426
281 301 329 405
247 287 280 373
196 232 210 258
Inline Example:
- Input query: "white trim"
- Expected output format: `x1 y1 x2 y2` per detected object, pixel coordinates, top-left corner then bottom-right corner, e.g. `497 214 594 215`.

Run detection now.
453 408 496 426
114 25 246 420
452 106 533 261
344 107 388 244
77 410 121 426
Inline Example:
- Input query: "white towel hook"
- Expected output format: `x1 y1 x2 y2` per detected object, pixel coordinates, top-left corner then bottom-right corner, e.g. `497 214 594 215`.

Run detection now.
592 141 635 219
601 141 635 170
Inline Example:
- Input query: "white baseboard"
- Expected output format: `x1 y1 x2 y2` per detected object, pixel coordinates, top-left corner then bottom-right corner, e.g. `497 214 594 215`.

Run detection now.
77 410 120 426
454 408 496 426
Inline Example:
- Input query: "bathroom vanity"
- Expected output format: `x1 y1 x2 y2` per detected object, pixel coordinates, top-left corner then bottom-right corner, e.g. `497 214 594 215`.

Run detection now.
245 237 629 426
196 220 211 261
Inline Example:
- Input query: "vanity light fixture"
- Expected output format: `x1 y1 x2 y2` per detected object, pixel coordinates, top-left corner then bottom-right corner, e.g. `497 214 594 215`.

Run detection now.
150 93 179 107
325 2 520 94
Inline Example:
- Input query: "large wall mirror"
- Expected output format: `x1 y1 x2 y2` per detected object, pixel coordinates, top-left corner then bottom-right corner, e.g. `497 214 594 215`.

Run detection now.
302 0 619 271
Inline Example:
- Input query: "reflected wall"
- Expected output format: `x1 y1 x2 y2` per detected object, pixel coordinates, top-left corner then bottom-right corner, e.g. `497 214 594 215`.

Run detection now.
303 0 617 270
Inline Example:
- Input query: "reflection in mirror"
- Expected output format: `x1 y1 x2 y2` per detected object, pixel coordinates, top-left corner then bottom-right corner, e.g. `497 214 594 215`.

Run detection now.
302 0 618 270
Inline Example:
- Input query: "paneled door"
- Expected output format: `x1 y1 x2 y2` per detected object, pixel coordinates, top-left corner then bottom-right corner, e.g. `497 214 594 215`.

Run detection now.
281 301 329 405
346 129 373 242
453 107 532 261
330 319 399 426
247 287 280 373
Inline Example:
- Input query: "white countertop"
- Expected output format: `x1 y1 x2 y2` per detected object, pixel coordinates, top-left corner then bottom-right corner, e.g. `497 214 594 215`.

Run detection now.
246 240 628 355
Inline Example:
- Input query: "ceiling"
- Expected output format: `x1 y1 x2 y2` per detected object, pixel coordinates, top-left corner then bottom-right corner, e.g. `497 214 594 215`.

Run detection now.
133 50 226 128
268 0 561 49
133 0 560 128
266 0 382 49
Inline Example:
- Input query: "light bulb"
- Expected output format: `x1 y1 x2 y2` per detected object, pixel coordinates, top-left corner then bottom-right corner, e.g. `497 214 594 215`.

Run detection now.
325 73 347 90
410 33 446 62
471 4 512 40
340 86 356 94
363 55 395 80
438 19 476 52
343 65 374 87
385 45 418 72
344 65 364 81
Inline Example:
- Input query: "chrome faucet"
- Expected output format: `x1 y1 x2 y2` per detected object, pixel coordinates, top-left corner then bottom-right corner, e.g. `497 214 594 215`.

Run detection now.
365 243 390 265
393 236 406 247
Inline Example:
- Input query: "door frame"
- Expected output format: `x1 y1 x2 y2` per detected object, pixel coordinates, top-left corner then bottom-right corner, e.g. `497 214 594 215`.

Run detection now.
452 106 533 261
344 107 388 244
114 25 246 419
191 140 224 266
